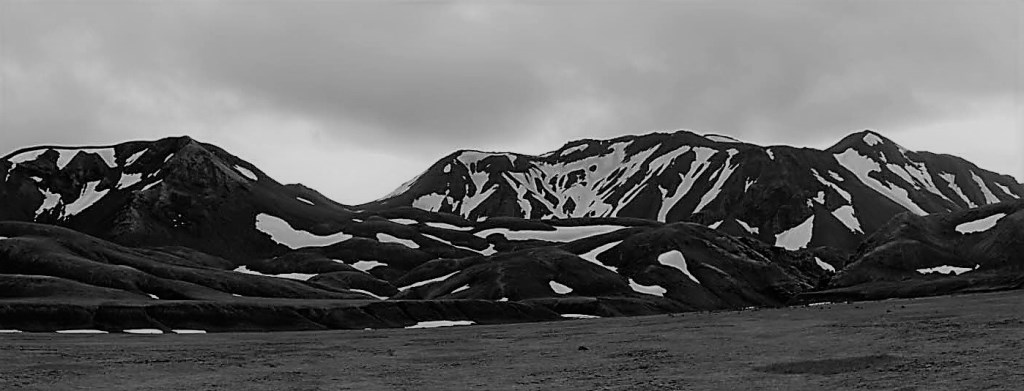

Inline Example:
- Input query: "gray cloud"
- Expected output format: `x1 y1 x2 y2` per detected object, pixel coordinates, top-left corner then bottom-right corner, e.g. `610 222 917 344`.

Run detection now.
1 0 1021 201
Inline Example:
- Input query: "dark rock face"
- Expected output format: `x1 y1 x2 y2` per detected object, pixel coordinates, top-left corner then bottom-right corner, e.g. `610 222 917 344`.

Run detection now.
363 130 1022 251
796 200 1024 302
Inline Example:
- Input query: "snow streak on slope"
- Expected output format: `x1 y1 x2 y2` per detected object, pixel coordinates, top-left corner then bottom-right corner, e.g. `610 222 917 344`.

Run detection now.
970 171 1001 204
549 281 573 294
577 241 621 272
831 205 863 233
657 147 717 221
233 266 316 281
834 149 927 215
628 279 667 296
693 149 739 213
939 173 977 208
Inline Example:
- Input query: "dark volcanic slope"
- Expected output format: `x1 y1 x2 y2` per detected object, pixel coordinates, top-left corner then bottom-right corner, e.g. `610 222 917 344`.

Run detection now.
0 137 840 331
365 130 1022 251
798 200 1024 302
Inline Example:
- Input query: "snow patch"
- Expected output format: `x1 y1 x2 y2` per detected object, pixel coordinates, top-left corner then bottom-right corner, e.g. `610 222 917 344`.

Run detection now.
549 281 573 294
348 260 387 272
172 329 207 334
148 294 160 300
814 257 835 272
451 285 470 294
939 173 977 208
376 233 420 249
831 205 863 234
255 213 352 249
970 171 1001 204
351 289 388 300
628 279 666 297
917 265 977 275
233 266 316 281
125 149 147 166
474 225 623 242
389 218 418 225
707 220 723 229
0 330 23 333
296 197 315 206
775 215 814 251
56 329 108 334
406 320 474 329
35 189 61 217
64 181 109 217
425 221 472 231
560 314 601 319
657 250 700 284
735 219 759 234
117 172 144 189
955 213 1006 234
124 329 163 334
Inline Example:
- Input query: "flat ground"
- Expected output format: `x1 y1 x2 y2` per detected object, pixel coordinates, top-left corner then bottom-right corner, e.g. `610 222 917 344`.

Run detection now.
2 291 1023 391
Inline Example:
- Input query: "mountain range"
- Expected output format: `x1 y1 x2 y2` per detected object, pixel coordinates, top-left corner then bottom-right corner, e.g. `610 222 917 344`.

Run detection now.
1 130 1020 332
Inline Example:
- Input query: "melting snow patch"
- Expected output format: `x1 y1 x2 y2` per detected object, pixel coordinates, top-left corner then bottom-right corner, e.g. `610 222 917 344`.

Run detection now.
233 165 258 181
917 265 977 275
172 330 207 334
549 281 573 294
255 213 352 249
376 233 420 248
815 257 835 272
628 279 667 297
577 240 621 272
233 266 316 281
775 215 814 251
561 314 601 319
834 149 927 215
124 329 163 334
955 213 1006 234
56 330 108 334
406 320 475 329
657 250 700 284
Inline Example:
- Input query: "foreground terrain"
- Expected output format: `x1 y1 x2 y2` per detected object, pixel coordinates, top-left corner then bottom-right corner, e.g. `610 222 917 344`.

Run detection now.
2 290 1022 390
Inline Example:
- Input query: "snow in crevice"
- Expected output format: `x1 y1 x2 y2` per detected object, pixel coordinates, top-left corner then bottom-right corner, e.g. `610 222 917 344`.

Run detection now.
577 240 621 272
425 221 473 231
232 165 258 181
814 257 835 272
233 266 316 281
399 271 458 291
117 172 144 189
992 182 1019 199
549 281 573 294
657 250 700 284
775 215 814 251
628 278 666 296
765 149 775 160
451 285 470 294
955 213 1006 234
296 197 315 206
350 289 388 300
125 149 147 166
255 213 352 249
707 220 723 229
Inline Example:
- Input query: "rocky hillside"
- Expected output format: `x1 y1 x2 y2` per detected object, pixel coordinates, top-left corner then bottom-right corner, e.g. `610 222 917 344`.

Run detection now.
0 136 840 332
799 199 1024 302
365 130 1022 252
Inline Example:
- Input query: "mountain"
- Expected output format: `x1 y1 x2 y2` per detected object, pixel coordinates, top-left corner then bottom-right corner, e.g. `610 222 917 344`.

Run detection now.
0 136 836 331
798 199 1024 302
365 130 1022 252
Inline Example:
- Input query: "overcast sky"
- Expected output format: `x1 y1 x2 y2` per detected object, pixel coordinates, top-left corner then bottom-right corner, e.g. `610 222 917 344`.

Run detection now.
1 0 1021 204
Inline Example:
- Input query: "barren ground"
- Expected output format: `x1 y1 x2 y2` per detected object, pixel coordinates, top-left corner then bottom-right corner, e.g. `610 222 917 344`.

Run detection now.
2 290 1023 390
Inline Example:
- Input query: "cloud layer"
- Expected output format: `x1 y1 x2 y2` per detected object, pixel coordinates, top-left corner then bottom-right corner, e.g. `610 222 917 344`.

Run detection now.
2 1 1021 202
